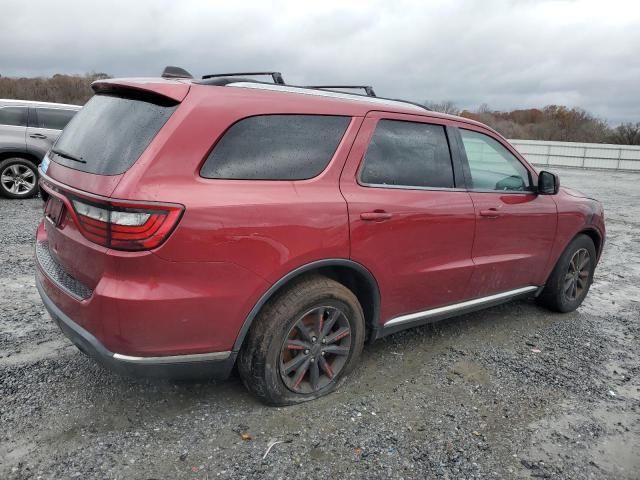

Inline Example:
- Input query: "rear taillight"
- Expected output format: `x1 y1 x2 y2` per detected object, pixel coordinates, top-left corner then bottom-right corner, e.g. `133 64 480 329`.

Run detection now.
69 197 183 251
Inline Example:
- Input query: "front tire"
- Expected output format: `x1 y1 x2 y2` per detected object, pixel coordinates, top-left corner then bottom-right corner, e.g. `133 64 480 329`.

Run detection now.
537 234 597 313
0 157 39 199
238 275 365 406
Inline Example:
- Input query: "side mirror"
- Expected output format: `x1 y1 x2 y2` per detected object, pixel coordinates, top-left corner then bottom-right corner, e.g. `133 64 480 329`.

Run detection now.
538 170 559 195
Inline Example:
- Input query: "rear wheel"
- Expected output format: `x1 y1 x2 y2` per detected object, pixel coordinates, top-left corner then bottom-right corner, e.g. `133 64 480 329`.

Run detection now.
0 158 39 199
537 234 597 312
238 276 365 405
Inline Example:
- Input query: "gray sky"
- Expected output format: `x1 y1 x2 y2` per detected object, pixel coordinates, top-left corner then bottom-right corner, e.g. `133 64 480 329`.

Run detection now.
1 0 639 124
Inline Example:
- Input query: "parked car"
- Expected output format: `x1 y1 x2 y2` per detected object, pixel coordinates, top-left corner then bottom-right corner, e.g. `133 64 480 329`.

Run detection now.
34 69 605 405
0 99 80 199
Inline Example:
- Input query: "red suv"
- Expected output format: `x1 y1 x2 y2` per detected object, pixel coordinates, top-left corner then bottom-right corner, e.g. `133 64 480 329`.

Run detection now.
35 69 605 405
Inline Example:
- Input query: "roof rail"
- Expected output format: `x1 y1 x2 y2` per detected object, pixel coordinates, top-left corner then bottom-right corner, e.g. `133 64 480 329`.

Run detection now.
227 82 430 114
305 85 377 97
161 66 193 79
201 71 285 85
175 67 431 113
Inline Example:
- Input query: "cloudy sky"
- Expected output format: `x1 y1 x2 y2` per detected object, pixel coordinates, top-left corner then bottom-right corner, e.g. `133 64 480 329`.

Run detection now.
1 0 639 124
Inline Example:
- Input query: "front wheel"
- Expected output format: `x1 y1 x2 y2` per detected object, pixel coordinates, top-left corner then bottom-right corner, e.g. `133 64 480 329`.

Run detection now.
238 276 365 405
537 234 597 312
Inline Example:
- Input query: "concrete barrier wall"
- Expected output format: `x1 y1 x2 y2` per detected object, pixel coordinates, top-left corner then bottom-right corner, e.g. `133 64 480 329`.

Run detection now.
508 139 640 171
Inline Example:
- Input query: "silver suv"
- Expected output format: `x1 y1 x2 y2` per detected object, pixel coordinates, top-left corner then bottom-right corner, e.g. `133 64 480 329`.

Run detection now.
0 99 80 198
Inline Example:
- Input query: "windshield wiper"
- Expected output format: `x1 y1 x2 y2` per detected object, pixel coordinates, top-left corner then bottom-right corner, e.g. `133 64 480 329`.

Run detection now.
51 148 86 164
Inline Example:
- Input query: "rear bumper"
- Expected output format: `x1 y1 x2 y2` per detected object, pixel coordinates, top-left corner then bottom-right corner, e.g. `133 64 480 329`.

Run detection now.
36 276 236 380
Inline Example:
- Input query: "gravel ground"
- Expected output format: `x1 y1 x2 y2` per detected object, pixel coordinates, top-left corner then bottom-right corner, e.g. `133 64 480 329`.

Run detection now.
0 167 638 479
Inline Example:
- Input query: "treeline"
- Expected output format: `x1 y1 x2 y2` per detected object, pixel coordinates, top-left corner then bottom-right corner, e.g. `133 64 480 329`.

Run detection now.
0 73 109 106
426 101 640 145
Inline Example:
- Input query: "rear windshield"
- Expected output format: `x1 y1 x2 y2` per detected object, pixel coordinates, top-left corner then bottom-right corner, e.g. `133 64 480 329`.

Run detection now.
51 93 176 175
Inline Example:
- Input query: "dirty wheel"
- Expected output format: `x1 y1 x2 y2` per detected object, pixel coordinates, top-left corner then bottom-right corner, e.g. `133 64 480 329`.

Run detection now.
238 275 365 405
0 158 39 199
537 234 597 313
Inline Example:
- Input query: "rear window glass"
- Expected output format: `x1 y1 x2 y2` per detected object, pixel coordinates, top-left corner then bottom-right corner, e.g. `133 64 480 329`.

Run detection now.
51 94 176 175
36 108 77 130
0 107 27 127
200 115 350 180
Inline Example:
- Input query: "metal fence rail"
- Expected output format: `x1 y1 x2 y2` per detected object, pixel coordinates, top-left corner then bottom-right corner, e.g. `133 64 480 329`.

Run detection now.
508 139 640 171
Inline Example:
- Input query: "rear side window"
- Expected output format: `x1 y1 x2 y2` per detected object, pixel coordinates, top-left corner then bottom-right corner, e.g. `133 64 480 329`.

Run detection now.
360 120 454 188
51 94 176 175
35 108 77 130
200 115 350 180
0 107 27 127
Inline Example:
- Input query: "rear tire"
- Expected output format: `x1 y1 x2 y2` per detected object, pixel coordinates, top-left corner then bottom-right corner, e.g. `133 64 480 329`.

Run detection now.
537 234 597 313
0 157 39 199
238 275 365 406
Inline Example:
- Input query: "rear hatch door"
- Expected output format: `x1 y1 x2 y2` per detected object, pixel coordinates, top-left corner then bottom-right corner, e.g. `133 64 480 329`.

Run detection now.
39 79 187 290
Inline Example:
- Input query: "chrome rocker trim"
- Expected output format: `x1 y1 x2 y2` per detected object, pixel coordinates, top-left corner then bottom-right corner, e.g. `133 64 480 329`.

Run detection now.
380 286 540 337
113 351 231 364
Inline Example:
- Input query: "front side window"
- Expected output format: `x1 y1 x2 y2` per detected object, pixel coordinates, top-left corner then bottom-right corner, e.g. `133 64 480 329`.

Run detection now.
460 129 531 192
360 119 454 188
36 108 77 130
0 107 27 127
201 115 350 180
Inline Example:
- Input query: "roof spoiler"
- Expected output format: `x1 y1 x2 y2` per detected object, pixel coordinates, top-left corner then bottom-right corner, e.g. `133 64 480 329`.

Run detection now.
92 78 190 103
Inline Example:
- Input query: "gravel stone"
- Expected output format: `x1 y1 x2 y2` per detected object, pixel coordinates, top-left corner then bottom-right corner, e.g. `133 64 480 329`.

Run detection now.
0 168 638 479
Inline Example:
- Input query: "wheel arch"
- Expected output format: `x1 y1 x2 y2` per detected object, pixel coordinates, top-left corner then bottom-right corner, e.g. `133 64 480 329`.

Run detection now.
544 226 603 286
0 150 41 165
232 259 381 352
579 227 603 259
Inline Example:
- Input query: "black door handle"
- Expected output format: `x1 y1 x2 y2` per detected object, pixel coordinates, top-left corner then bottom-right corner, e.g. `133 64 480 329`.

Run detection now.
29 133 47 139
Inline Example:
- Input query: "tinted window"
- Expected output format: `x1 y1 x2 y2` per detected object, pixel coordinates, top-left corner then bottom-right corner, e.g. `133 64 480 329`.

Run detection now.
36 108 77 130
201 115 350 180
460 129 531 191
52 94 176 175
0 107 27 127
360 120 454 188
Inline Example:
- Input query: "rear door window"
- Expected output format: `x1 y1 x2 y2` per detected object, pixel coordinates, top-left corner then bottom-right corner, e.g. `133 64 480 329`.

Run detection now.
51 94 176 175
35 108 77 130
0 107 27 127
360 119 455 188
200 115 350 180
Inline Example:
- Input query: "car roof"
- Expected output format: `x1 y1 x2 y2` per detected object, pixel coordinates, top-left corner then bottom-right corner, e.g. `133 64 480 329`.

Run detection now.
216 82 491 130
0 99 81 109
92 77 491 131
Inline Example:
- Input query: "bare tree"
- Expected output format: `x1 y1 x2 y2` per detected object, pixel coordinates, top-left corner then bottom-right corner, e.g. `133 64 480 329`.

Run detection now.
0 73 110 105
424 100 460 115
609 122 640 145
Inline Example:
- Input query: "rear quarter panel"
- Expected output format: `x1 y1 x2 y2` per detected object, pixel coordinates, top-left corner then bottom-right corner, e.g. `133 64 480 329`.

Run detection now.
107 88 364 349
113 88 363 283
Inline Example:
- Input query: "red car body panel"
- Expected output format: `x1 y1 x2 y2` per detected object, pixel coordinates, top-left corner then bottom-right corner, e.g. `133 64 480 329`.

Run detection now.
466 191 558 297
340 113 477 320
34 77 605 375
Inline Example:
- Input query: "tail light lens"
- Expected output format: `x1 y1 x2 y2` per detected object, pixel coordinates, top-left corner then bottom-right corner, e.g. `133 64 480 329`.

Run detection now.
69 197 183 251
